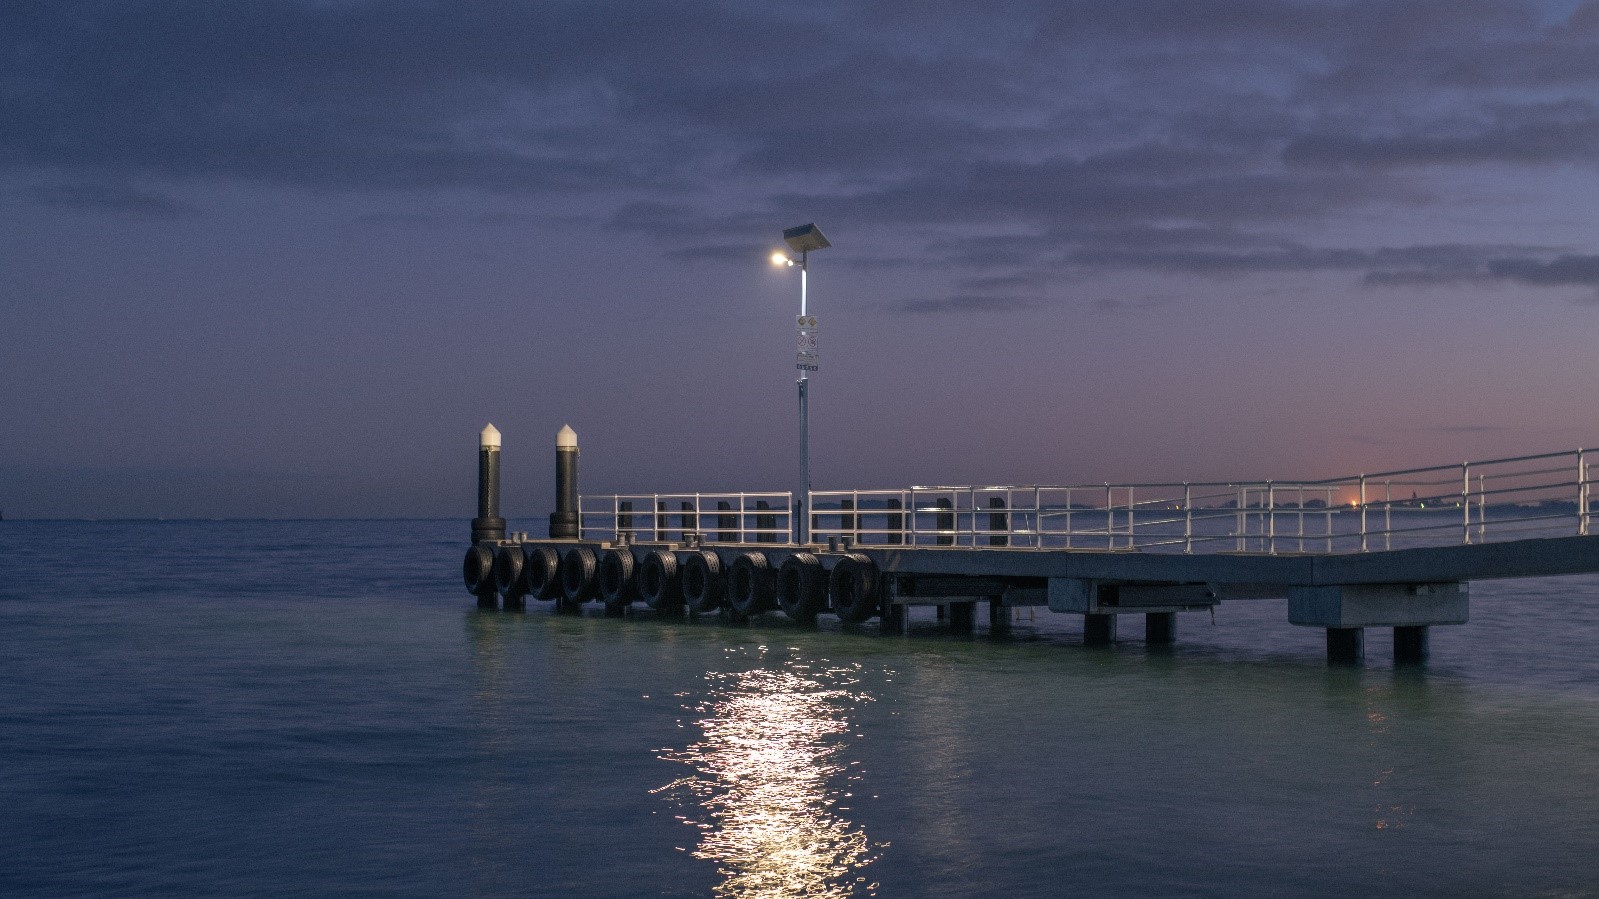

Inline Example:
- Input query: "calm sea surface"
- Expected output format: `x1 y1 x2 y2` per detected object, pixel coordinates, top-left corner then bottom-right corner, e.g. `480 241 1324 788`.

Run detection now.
3 519 1599 897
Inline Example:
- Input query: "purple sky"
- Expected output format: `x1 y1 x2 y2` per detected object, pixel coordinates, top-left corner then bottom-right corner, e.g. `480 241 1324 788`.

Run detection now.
3 0 1598 519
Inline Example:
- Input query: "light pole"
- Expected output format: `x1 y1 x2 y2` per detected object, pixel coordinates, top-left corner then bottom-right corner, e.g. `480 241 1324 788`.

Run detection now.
772 222 830 545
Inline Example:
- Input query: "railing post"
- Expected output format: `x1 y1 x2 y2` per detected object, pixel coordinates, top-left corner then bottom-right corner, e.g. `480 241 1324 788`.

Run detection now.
1235 486 1245 552
1297 484 1305 553
1104 484 1113 551
1384 480 1392 551
1477 475 1486 544
1267 481 1276 554
1183 483 1192 554
1462 462 1471 545
1359 475 1367 552
1065 488 1073 550
1126 486 1135 549
1324 486 1333 553
1580 449 1590 537
1036 486 1048 550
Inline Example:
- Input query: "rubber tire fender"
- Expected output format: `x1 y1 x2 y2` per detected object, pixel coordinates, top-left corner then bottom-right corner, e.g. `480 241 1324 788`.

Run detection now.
463 545 496 596
561 546 599 606
493 546 526 598
727 552 773 617
639 549 682 611
681 550 725 615
777 552 827 624
521 545 562 601
599 548 638 611
829 552 881 623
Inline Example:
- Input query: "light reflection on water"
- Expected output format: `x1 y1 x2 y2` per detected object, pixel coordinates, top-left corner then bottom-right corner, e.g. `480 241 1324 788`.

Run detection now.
654 650 883 898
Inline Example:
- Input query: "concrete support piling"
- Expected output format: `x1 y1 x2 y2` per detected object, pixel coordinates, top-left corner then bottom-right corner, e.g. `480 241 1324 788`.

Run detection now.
1145 612 1176 644
882 603 909 635
1326 627 1365 664
1084 613 1117 645
472 424 506 545
949 601 976 632
988 596 1008 631
549 425 580 539
1394 625 1430 664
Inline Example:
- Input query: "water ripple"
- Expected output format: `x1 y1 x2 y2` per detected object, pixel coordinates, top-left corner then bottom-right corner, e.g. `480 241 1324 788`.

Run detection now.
654 654 882 898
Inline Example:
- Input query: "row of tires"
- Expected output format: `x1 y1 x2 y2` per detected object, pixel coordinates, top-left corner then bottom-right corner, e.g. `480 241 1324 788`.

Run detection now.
463 543 884 623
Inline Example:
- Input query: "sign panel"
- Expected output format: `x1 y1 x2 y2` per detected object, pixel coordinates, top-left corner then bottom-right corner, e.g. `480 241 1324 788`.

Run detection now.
795 315 819 371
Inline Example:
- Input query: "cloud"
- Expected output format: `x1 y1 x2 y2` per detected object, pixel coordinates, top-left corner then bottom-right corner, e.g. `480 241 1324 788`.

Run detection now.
6 0 1599 308
1486 254 1599 287
886 294 1037 315
27 181 193 218
1284 102 1599 169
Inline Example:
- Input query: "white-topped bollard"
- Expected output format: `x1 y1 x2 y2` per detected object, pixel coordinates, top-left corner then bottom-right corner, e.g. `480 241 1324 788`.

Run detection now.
471 423 506 545
549 425 580 539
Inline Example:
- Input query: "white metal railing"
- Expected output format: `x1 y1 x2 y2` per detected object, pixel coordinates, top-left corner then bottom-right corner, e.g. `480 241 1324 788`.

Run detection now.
578 492 793 545
576 448 1596 554
808 448 1597 555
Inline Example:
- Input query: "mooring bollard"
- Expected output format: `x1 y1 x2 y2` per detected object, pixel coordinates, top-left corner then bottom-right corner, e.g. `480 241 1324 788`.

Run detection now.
550 425 579 539
472 424 506 545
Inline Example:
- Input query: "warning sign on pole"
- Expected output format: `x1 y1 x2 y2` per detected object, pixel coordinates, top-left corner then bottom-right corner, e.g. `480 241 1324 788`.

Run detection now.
795 315 819 371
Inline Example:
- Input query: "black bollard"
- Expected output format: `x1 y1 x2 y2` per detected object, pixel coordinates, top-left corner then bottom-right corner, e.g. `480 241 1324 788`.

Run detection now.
756 500 775 544
549 425 580 539
681 501 696 540
988 497 1008 547
471 424 507 545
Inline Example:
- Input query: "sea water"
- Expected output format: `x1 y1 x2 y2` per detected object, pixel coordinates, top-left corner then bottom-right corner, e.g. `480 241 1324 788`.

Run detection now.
3 519 1598 897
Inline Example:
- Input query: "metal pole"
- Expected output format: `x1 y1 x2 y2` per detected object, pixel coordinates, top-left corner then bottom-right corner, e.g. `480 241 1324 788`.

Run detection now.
1359 475 1367 552
1579 449 1589 537
797 251 810 545
1183 483 1192 554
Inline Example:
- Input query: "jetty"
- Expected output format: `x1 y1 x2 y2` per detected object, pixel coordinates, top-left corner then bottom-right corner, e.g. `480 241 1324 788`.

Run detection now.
462 425 1599 664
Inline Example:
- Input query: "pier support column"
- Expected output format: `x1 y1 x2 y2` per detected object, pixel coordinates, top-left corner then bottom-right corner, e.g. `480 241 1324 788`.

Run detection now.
1289 583 1464 664
949 601 976 633
1145 612 1176 645
471 424 506 545
1084 613 1117 646
1394 626 1430 664
1326 628 1364 664
549 425 580 539
882 603 909 636
988 596 1009 631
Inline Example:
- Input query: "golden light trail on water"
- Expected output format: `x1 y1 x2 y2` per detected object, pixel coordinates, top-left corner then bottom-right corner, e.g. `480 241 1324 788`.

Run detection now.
654 653 882 898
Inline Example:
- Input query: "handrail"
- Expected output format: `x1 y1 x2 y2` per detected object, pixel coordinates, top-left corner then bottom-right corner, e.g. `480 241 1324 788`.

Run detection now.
574 446 1596 554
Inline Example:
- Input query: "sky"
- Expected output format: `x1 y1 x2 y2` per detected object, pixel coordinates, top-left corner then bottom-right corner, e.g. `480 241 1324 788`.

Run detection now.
3 0 1598 520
